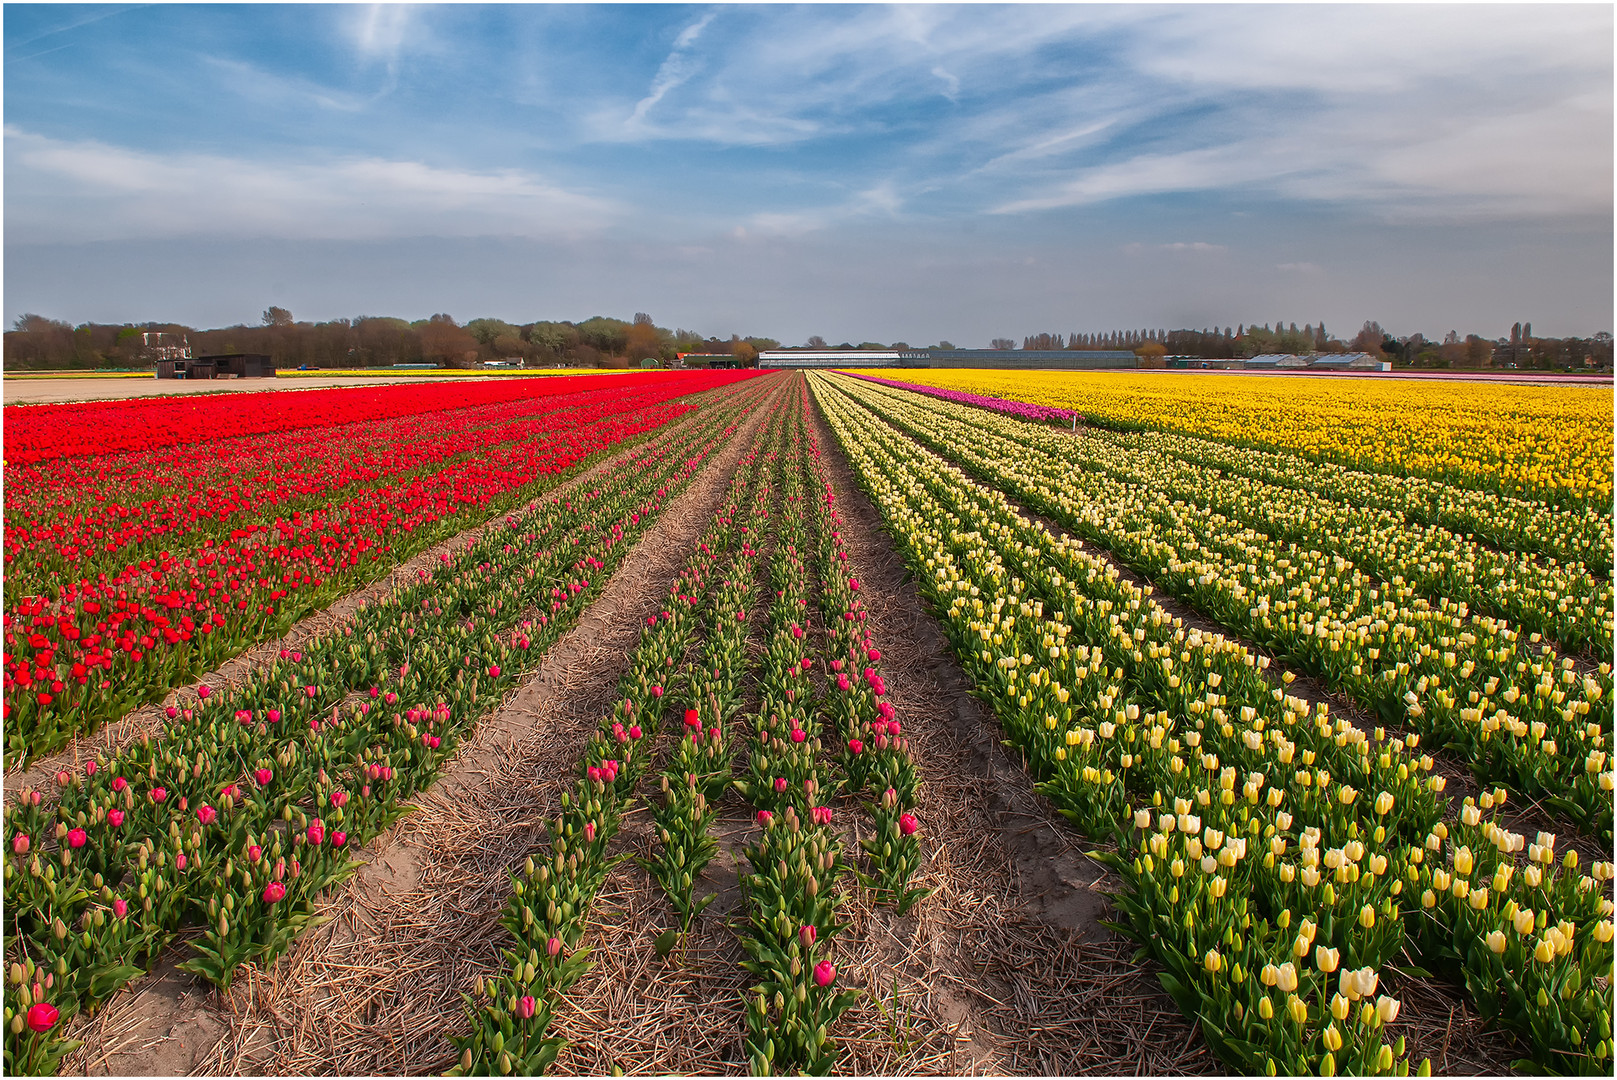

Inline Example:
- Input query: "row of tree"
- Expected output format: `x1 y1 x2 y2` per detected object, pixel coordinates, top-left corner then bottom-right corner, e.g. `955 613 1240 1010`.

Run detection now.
1016 321 1612 369
3 310 782 371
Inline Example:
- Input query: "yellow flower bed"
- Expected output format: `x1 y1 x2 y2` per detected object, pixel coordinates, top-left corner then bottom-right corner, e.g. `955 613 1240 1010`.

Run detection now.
885 370 1614 507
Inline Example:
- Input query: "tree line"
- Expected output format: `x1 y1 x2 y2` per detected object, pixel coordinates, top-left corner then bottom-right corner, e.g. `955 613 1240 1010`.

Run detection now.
1013 322 1613 370
3 309 780 371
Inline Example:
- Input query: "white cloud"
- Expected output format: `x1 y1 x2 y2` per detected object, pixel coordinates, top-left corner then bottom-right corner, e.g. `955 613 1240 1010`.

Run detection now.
629 13 718 126
4 127 619 243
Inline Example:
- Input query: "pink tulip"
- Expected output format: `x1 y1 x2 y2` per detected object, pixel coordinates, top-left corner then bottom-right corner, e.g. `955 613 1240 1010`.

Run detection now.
111 776 128 792
848 579 860 592
517 995 537 1020
652 685 663 698
899 813 920 836
791 728 807 744
267 709 281 723
847 739 863 755
867 648 881 662
331 790 348 807
583 822 597 843
255 768 273 786
811 806 833 827
113 898 128 918
547 936 562 957
85 761 97 777
332 831 347 848
55 770 71 788
198 685 212 700
774 777 788 794
757 810 773 825
108 809 125 827
176 853 188 870
628 725 642 740
489 665 501 678
166 705 179 719
814 960 836 987
307 821 325 846
247 844 263 862
150 787 167 803
799 925 816 949
262 881 287 904
12 834 30 855
197 805 217 825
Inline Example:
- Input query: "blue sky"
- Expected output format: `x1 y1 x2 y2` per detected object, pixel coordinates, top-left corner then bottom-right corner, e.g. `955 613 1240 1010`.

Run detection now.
4 3 1612 345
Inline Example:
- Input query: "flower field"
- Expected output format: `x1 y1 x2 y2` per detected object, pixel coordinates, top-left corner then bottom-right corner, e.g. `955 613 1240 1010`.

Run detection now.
3 367 1612 1076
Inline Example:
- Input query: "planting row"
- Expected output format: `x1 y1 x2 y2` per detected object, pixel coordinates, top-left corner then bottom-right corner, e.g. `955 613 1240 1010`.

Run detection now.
1 376 775 1076
812 372 1614 1077
832 374 1614 839
870 368 1614 509
4 372 763 760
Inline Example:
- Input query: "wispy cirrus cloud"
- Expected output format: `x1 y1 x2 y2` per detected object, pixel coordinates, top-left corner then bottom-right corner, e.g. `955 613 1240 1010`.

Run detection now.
4 126 619 243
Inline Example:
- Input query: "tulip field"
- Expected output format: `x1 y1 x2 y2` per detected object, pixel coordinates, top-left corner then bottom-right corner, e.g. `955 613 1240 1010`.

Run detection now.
2 367 1613 1076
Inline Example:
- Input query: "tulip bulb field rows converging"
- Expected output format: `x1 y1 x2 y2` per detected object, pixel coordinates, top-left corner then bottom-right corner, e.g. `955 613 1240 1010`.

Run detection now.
811 371 1614 1077
3 365 1610 1077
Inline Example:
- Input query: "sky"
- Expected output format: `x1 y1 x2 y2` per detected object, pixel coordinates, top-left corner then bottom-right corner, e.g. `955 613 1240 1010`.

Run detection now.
4 3 1612 346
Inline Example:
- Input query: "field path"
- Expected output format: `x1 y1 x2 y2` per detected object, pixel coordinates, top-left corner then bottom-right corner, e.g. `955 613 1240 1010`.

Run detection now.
55 377 784 1076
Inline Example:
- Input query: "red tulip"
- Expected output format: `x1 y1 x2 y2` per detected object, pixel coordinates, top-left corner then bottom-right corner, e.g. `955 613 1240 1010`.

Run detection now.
255 768 273 786
85 761 98 777
489 665 501 678
26 1003 59 1033
791 728 806 744
262 881 287 904
847 739 864 755
67 828 88 848
198 685 212 700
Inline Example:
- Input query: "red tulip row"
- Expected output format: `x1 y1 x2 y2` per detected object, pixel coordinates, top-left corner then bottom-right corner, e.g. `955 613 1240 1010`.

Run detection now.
736 390 859 1075
4 372 765 761
450 381 790 1074
799 384 925 912
6 375 733 594
647 406 783 940
1 378 776 1076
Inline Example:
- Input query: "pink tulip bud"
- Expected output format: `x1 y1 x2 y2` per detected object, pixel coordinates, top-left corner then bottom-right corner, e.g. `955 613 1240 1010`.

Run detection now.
847 739 863 754
112 776 128 792
774 777 788 794
546 935 562 957
55 770 71 788
197 805 217 825
628 725 642 739
307 822 325 846
198 685 212 700
814 960 836 987
85 760 97 777
837 674 850 691
113 898 128 918
256 768 273 786
517 995 537 1020
899 813 919 836
800 924 816 949
262 881 286 904
757 810 774 825
584 822 596 843
332 831 347 848
883 787 897 809
176 853 188 870
150 787 167 803
331 790 348 807
166 706 179 719
108 809 124 827
489 665 501 678
12 834 30 854
652 685 663 698
247 844 263 863
791 728 806 744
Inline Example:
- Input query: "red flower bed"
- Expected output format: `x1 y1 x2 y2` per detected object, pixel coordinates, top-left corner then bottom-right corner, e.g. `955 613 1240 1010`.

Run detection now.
3 371 763 758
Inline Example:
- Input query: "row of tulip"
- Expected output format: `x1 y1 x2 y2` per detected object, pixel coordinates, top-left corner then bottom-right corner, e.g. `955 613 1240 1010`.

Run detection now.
450 381 789 1075
833 376 1615 840
798 381 925 912
1094 428 1612 572
869 368 1613 509
6 375 721 594
810 374 1615 1075
734 394 858 1076
5 373 765 761
649 403 784 938
842 371 1079 425
1 379 774 1076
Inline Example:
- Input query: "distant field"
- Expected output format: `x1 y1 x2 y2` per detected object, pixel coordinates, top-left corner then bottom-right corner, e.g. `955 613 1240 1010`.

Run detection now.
1 369 635 405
